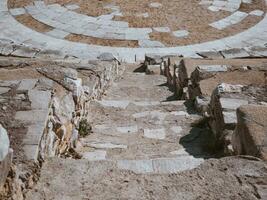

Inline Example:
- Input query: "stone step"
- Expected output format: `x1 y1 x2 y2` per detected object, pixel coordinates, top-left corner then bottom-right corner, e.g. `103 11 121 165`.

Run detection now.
97 100 185 109
117 156 204 174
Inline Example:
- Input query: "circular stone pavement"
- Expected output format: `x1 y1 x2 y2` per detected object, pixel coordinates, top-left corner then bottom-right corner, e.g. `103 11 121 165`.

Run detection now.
1 0 267 62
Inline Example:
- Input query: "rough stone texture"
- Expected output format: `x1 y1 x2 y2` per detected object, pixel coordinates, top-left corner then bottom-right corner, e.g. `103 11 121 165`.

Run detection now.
0 125 9 161
232 105 267 161
208 83 264 151
0 57 122 198
0 125 12 192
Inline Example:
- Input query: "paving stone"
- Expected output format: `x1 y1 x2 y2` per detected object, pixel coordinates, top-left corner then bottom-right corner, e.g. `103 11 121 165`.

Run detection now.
28 90 51 110
9 8 26 16
220 98 248 110
98 100 130 109
83 150 107 161
132 101 160 106
139 40 165 48
152 157 203 173
86 142 127 149
136 13 149 18
15 110 49 122
220 48 250 58
149 2 162 8
117 159 154 173
117 157 204 174
17 79 37 91
116 126 138 134
210 11 248 30
172 30 189 38
208 5 220 12
249 10 264 16
170 111 189 116
144 128 166 139
153 27 171 33
46 29 70 39
65 4 80 10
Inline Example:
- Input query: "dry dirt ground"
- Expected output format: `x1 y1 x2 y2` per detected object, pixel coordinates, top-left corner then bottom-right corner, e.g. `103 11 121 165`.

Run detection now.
25 156 267 200
7 0 267 46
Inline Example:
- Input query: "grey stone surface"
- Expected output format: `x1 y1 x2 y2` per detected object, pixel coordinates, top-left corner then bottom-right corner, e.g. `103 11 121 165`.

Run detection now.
0 0 266 62
210 11 248 30
153 27 171 33
116 126 138 134
0 87 10 94
28 90 51 110
86 142 127 149
144 128 166 139
0 124 9 161
138 40 165 48
17 79 37 90
249 10 264 16
220 48 250 58
149 2 162 8
15 110 49 122
117 156 204 174
98 100 130 109
220 98 248 110
173 30 189 38
83 150 107 161
117 159 154 173
23 144 39 160
65 4 80 10
9 8 26 16
46 29 70 39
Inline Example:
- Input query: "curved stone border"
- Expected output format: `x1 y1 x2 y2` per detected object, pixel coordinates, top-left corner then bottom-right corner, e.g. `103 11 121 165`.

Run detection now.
0 0 267 62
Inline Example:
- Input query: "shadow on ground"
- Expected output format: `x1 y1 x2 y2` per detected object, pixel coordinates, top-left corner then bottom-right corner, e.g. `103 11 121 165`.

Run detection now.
179 127 219 159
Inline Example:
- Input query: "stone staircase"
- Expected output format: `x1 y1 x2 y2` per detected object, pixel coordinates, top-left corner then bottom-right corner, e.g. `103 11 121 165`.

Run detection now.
78 69 213 174
24 63 267 200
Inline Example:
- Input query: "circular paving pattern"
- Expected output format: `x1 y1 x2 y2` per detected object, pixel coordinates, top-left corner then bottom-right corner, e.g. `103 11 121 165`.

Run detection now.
1 0 267 62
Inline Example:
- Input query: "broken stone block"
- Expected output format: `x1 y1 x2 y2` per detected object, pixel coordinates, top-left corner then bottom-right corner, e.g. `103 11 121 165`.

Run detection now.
37 66 78 91
146 64 161 75
196 51 224 59
232 105 267 161
209 83 262 150
191 65 229 84
173 60 190 99
144 54 163 65
220 48 250 59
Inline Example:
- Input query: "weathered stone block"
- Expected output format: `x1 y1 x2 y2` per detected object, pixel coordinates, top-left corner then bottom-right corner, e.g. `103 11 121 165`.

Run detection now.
232 105 267 160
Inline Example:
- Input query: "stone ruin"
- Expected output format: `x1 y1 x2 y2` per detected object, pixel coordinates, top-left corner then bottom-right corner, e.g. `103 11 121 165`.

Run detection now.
0 0 267 199
0 56 122 198
144 51 267 159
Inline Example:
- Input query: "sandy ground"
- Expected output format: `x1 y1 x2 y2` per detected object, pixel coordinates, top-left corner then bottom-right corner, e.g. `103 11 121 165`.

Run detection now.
25 156 267 200
15 14 53 33
66 34 139 47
